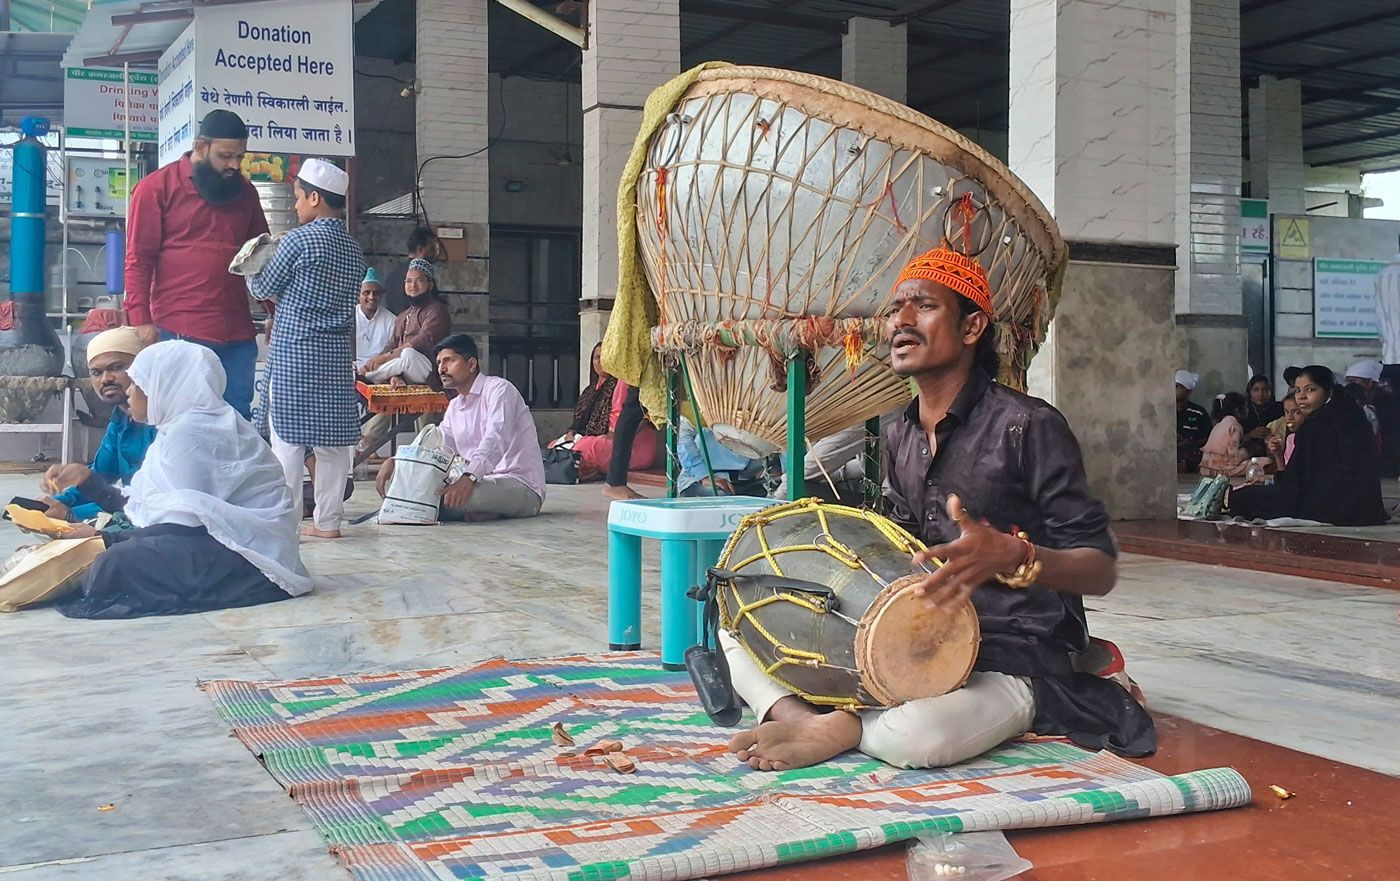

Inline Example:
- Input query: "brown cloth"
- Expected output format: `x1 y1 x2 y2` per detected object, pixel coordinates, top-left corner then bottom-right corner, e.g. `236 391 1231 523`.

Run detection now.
388 295 451 360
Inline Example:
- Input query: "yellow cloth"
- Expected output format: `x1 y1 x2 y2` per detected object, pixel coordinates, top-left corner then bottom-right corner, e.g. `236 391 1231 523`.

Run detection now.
600 62 733 425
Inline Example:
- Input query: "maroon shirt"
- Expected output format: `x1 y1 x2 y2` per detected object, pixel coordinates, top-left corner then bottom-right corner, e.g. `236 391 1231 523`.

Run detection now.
123 154 270 343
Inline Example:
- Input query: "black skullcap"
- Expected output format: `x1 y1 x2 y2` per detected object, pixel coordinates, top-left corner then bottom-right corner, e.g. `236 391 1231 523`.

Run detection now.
198 109 249 140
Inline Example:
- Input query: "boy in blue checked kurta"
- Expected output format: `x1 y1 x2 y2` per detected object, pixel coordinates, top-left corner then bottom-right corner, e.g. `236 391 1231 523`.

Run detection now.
248 158 366 538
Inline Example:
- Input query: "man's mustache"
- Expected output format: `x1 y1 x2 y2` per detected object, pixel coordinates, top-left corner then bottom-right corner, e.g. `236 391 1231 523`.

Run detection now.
892 329 925 345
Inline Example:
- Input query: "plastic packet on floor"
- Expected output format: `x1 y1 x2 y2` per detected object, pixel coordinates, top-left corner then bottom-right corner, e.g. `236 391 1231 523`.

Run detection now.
906 831 1032 881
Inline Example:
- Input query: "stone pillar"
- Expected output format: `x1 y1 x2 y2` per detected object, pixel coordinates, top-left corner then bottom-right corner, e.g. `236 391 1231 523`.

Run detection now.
580 0 680 384
1247 75 1305 215
1175 0 1246 403
841 18 907 102
416 0 491 356
1009 0 1178 520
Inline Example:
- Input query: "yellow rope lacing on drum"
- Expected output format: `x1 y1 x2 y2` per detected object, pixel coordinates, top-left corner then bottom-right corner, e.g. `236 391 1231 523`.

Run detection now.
714 499 944 708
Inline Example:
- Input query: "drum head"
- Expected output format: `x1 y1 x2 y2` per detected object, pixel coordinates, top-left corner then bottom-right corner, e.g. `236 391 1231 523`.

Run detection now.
855 574 980 706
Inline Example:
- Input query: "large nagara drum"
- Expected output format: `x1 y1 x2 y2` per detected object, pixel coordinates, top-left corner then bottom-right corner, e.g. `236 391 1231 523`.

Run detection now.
715 499 979 710
634 66 1066 455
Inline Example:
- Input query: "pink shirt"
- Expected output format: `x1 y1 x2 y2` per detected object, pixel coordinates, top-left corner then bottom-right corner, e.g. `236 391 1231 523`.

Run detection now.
440 374 546 500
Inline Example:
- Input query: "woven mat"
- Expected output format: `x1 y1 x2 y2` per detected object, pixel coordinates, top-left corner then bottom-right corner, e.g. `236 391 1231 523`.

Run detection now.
204 653 1251 881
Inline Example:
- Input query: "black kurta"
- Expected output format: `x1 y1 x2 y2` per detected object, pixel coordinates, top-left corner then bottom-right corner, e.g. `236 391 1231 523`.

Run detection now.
883 369 1155 757
1228 397 1389 526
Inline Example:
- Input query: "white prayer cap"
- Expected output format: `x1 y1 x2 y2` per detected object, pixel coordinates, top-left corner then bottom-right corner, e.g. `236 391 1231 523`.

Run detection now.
297 158 349 196
1174 369 1199 391
1345 359 1382 382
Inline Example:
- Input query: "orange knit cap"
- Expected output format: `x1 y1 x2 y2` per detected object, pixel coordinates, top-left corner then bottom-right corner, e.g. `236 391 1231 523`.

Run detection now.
892 246 993 314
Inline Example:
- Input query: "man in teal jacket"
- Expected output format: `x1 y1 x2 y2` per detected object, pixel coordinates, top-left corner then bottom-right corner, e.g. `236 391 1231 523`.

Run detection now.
43 327 156 521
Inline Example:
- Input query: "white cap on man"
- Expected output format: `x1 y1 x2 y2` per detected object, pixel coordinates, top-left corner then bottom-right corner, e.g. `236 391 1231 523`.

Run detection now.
297 158 349 196
1174 369 1199 391
1345 359 1382 383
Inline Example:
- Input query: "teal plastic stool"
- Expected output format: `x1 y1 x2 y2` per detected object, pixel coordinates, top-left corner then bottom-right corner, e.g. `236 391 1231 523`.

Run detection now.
607 496 778 669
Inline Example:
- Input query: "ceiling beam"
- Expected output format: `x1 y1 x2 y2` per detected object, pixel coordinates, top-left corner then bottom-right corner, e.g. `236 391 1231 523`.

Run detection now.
1303 102 1400 132
682 0 844 34
1307 124 1400 152
111 8 193 26
1312 146 1400 168
1247 46 1397 81
688 0 810 54
1240 0 1291 12
1243 9 1400 53
1303 75 1400 106
894 0 971 25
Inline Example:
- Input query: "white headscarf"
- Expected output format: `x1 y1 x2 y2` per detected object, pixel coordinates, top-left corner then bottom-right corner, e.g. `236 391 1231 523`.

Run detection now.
124 341 311 596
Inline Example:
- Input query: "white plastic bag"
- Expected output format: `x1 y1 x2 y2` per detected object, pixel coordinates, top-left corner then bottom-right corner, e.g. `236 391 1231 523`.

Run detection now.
377 426 453 525
906 831 1031 881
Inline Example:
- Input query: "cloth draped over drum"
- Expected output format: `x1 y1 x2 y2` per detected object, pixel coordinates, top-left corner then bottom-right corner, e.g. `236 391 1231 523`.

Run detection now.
603 64 1068 455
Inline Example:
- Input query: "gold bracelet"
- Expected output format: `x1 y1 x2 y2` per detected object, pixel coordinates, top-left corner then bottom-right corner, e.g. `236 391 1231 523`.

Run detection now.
995 531 1042 589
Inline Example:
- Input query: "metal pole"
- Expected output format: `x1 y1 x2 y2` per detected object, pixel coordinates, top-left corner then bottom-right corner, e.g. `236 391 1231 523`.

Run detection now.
123 62 132 224
786 355 806 500
666 369 679 498
58 125 67 321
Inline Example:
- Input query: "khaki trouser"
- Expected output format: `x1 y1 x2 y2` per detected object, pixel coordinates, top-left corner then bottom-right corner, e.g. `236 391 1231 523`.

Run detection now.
440 475 543 520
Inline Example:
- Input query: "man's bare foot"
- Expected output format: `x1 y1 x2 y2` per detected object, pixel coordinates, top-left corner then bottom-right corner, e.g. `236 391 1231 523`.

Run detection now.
727 710 862 771
602 484 645 501
301 525 342 539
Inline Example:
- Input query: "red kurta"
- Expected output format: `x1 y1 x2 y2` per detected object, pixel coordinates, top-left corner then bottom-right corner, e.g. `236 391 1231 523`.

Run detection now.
123 154 270 343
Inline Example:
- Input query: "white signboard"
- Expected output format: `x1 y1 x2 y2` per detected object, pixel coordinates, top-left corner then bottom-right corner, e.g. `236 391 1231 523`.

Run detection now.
64 67 159 141
1314 258 1387 339
155 0 354 167
158 23 198 167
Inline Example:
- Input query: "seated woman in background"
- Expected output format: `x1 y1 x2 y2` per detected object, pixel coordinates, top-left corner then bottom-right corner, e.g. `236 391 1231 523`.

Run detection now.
1266 392 1305 473
573 369 658 482
1241 374 1284 457
53 341 312 619
1226 366 1388 526
1199 392 1251 484
555 343 616 448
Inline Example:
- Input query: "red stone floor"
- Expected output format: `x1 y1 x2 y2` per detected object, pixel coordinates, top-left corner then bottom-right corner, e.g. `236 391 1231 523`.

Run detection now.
734 714 1399 881
1114 519 1400 590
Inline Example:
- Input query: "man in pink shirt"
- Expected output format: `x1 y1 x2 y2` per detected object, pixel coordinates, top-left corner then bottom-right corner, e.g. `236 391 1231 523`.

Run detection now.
124 110 269 418
374 334 545 520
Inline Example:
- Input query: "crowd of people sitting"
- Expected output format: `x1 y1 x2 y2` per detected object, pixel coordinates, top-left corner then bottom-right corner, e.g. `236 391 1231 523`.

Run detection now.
1176 361 1396 526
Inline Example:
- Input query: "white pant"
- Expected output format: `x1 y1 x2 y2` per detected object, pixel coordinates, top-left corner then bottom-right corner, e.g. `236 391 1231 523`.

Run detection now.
721 631 1035 769
270 427 354 532
365 347 433 384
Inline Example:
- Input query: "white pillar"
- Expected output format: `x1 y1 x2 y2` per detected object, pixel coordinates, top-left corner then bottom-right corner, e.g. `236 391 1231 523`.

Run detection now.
1174 0 1245 403
416 0 490 347
580 0 680 382
1248 75 1306 215
1009 0 1178 519
842 18 907 103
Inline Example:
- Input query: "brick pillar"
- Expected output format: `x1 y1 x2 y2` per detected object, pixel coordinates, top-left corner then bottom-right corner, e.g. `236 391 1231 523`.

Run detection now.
1174 0 1245 403
1009 0 1178 519
841 18 907 103
1248 75 1306 215
417 0 490 356
580 0 680 385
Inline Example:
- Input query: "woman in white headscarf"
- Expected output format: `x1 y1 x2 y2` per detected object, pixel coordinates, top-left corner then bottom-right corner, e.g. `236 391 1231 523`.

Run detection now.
55 341 312 618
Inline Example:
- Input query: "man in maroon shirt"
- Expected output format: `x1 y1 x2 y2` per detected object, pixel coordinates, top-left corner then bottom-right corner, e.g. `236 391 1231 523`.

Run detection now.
124 110 269 418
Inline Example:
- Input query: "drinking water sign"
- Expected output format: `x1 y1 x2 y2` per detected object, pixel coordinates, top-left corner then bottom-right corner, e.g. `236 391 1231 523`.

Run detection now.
1314 259 1387 339
157 0 354 166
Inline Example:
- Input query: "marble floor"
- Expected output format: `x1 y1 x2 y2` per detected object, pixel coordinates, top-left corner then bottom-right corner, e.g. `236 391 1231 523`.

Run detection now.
1 474 1397 880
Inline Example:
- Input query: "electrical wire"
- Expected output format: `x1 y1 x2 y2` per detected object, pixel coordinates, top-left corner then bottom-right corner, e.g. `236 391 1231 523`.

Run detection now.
414 75 509 230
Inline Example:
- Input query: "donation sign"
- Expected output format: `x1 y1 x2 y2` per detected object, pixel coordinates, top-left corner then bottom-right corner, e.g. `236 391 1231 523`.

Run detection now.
1314 259 1387 339
156 0 355 166
64 67 159 141
158 23 198 167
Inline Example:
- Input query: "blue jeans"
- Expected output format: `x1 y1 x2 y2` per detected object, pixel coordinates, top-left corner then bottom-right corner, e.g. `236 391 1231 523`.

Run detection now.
158 330 258 419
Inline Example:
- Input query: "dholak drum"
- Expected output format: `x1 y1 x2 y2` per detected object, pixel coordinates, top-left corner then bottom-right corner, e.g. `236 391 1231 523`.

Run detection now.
715 499 979 710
